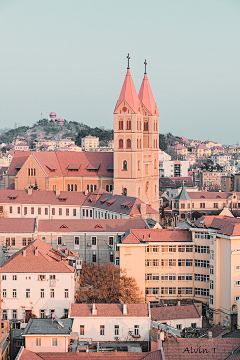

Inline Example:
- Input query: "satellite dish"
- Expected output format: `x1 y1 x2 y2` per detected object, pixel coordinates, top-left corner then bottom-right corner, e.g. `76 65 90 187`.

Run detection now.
52 313 64 328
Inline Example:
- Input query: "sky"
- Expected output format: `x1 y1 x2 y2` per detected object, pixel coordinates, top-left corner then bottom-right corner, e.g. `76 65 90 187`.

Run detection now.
0 0 240 145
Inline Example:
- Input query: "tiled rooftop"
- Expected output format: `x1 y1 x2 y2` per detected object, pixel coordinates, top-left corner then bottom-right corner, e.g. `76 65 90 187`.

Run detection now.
0 218 35 233
70 303 149 318
122 229 192 244
151 304 200 322
23 318 73 335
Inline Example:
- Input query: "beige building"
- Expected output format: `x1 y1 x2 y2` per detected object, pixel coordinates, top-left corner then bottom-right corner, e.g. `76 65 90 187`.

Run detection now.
114 67 159 211
81 135 99 151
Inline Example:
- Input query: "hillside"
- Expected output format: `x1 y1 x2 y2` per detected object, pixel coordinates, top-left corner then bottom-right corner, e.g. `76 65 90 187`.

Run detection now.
0 119 113 148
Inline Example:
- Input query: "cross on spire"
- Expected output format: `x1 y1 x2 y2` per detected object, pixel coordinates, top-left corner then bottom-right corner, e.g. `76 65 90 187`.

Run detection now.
127 53 130 69
144 59 147 74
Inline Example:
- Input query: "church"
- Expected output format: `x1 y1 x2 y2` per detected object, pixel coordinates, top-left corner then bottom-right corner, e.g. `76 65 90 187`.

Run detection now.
6 57 159 211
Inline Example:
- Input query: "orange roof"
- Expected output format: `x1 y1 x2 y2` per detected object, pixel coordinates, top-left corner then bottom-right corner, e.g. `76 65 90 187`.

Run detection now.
7 151 31 175
122 229 192 244
70 303 149 317
0 218 35 233
138 74 156 115
1 239 74 273
151 304 200 321
19 350 146 359
114 69 139 113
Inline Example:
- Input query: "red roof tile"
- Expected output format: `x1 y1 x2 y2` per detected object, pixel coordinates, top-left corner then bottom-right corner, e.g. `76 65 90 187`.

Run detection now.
20 352 146 360
151 305 200 322
1 239 74 273
138 74 157 115
122 229 191 244
7 151 31 175
70 303 149 317
0 218 35 233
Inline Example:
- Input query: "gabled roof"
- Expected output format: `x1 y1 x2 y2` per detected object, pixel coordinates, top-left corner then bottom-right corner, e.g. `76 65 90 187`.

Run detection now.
1 239 74 273
114 69 139 113
151 304 200 322
122 229 191 244
70 303 149 317
7 151 31 175
138 74 156 115
175 186 191 201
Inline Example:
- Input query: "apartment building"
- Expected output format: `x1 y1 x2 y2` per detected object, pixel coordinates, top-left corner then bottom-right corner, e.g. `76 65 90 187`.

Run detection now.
159 160 189 178
81 136 99 151
1 239 76 322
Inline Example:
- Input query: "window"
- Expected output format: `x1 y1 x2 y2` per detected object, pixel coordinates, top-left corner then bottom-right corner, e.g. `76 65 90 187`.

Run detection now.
195 246 210 254
26 289 30 298
45 208 48 215
178 259 193 267
210 295 213 305
191 323 197 329
119 139 123 149
178 274 193 281
9 206 12 214
92 254 96 263
50 309 55 317
31 207 34 214
66 208 69 216
119 120 123 130
126 139 131 148
200 203 205 208
11 238 15 246
144 121 148 131
213 203 218 208
12 310 17 320
50 289 54 298
235 280 240 286
13 275 17 280
161 274 176 281
80 325 85 335
210 280 214 290
195 260 209 268
126 120 131 130
109 237 113 246
64 309 68 318
146 246 159 253
24 207 27 215
35 338 41 347
178 245 193 252
75 237 80 245
162 245 176 253
75 184 77 191
2 289 6 298
49 275 56 280
210 266 214 275
123 188 127 196
52 338 58 347
57 237 62 245
2 310 7 320
59 208 62 215
116 257 120 266
178 287 193 295
194 288 209 297
73 208 76 216
28 238 32 244
40 309 45 318
22 238 26 246
123 160 127 170
13 289 17 298
115 325 119 336
194 274 209 282
146 259 159 267
161 287 176 295
145 287 159 295
181 204 185 209
134 325 139 336
176 324 182 330
146 274 160 281
161 259 176 267
17 206 20 214
65 289 69 298
92 237 97 246
40 289 44 298
6 238 10 247
210 251 214 260
52 208 55 216
38 207 41 215
100 325 105 336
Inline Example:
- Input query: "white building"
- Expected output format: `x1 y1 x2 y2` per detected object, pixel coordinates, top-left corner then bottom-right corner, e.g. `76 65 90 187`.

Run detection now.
70 303 151 343
1 239 76 322
159 160 189 178
159 150 171 162
81 136 99 151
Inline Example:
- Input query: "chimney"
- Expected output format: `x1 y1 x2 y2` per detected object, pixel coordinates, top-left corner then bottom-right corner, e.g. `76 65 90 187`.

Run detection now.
92 303 97 315
56 189 60 196
27 188 32 195
22 249 26 257
123 304 127 315
178 300 181 306
208 331 213 341
35 247 38 256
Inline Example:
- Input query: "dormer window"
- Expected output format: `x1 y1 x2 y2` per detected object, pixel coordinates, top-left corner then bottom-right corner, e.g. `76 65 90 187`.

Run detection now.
60 224 68 229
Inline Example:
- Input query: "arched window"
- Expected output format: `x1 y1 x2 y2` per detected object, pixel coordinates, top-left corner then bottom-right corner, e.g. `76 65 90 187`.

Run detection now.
110 185 113 191
106 185 109 192
144 121 148 131
126 139 131 149
123 188 127 196
94 185 97 191
118 120 123 130
123 160 127 170
126 120 131 130
119 139 123 149
90 184 93 192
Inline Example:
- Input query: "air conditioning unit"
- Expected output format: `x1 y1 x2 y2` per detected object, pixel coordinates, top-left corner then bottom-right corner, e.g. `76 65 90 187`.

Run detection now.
114 336 119 340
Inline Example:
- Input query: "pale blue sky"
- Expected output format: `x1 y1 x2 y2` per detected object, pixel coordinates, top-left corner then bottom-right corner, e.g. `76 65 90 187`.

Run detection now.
0 0 239 144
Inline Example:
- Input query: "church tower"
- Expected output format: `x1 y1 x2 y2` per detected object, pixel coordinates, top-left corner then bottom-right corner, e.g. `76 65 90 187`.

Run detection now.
113 56 159 211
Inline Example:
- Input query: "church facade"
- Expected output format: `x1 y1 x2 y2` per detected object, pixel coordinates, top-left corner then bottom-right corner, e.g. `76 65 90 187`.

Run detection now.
113 63 159 211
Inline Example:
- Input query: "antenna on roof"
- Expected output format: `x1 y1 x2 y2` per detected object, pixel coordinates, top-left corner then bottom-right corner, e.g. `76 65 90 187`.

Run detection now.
52 313 64 328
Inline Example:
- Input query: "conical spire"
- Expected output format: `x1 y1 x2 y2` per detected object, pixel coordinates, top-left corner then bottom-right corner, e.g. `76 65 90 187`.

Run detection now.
138 73 156 115
114 69 139 113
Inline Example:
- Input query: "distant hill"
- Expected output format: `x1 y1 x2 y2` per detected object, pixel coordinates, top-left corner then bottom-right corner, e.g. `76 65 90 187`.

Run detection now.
0 119 113 148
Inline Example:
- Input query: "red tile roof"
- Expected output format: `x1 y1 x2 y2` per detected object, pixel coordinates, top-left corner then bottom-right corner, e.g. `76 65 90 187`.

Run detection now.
19 352 146 360
7 151 31 175
122 229 191 244
70 303 149 317
138 74 157 115
1 239 74 273
0 218 35 233
194 216 240 235
151 305 200 322
114 69 140 113
186 191 231 200
201 324 228 338
195 144 208 150
38 217 148 233
163 337 240 360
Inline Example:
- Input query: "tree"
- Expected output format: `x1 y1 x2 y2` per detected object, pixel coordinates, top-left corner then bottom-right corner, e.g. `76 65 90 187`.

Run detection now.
76 262 144 304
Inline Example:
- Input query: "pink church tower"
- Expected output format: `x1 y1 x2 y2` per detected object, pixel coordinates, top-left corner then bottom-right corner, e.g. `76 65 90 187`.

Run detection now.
113 55 159 211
